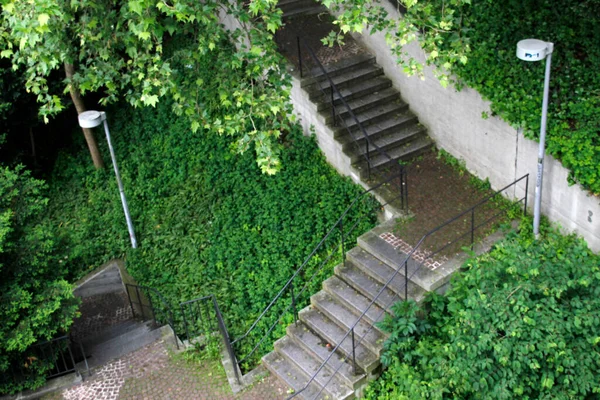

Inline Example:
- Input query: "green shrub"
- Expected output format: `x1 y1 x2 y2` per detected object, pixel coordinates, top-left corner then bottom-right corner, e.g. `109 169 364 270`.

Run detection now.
366 219 600 399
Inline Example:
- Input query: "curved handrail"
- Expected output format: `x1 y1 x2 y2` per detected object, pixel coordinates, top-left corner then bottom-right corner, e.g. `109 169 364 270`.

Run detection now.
288 174 530 399
231 171 404 365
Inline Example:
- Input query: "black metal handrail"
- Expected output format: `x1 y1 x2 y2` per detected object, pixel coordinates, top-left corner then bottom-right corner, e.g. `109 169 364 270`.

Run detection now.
125 284 179 349
289 174 530 399
295 35 408 210
1 335 90 391
179 294 241 384
230 172 404 371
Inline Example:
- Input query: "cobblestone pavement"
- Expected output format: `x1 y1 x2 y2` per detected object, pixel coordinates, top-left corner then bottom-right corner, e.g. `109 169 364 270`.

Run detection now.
43 339 289 400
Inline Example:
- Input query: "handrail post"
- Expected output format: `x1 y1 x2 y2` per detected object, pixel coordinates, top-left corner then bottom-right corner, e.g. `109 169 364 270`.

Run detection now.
340 219 346 269
470 208 475 250
404 259 408 301
135 285 144 320
78 340 90 377
212 296 241 385
181 305 191 343
351 328 357 375
291 280 298 325
331 89 336 126
366 140 371 181
297 36 303 78
126 284 135 318
146 288 156 324
524 174 529 215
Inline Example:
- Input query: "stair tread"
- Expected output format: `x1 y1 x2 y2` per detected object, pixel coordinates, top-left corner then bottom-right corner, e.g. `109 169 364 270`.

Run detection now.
275 336 354 399
337 113 420 145
306 54 375 81
283 4 328 18
357 230 447 292
80 319 142 348
299 307 379 373
262 351 334 400
323 276 387 328
345 127 426 163
287 322 365 389
354 135 433 170
330 87 400 115
306 63 383 94
314 76 392 108
347 247 427 302
335 262 402 311
311 291 387 357
338 101 409 131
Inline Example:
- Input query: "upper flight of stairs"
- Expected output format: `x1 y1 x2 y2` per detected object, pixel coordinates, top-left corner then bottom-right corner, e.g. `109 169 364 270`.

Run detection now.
262 222 455 399
279 0 328 18
301 53 434 181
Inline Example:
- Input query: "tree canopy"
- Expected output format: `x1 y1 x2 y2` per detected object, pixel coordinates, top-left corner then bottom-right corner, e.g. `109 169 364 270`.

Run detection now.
0 0 291 174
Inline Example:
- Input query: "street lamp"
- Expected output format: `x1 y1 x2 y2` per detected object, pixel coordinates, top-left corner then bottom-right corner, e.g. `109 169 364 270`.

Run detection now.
516 39 554 240
78 111 138 248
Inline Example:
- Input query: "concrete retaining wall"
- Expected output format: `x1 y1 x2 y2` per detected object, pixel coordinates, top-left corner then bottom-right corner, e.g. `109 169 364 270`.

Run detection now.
337 1 600 251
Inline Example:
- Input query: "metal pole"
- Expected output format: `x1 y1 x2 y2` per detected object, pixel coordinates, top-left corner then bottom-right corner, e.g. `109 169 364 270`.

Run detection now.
351 328 357 375
533 45 553 240
102 115 138 248
470 208 475 250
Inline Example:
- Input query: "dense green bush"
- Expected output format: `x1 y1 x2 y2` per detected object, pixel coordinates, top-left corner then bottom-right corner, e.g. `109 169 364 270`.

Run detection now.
366 219 600 399
450 0 600 193
0 165 79 394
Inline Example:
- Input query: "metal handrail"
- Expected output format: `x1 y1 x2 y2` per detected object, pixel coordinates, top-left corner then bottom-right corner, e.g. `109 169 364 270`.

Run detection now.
288 174 530 399
125 284 179 349
295 35 407 209
231 172 404 368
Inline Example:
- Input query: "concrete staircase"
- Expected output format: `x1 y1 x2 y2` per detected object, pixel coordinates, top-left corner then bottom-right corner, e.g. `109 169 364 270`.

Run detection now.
262 222 456 399
300 54 434 181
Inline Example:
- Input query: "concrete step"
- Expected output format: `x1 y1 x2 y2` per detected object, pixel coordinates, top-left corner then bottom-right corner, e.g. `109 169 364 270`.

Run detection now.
306 64 384 99
336 113 420 147
262 351 334 400
346 247 427 302
353 135 434 174
299 307 380 374
334 262 402 312
79 319 142 349
287 322 366 390
345 126 427 164
314 76 393 110
357 230 447 292
334 101 410 135
311 292 387 357
323 88 401 125
274 336 355 399
322 275 388 330
283 4 328 18
302 54 376 84
85 322 161 367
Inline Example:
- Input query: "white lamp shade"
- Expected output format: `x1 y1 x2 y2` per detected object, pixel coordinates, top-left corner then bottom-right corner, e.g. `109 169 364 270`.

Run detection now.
78 110 106 128
516 39 550 62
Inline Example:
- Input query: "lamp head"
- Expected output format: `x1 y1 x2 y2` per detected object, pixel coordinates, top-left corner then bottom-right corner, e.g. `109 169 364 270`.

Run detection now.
78 110 106 128
516 39 553 62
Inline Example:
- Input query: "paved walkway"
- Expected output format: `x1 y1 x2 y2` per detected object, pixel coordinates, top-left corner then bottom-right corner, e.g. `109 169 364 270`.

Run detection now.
43 339 288 400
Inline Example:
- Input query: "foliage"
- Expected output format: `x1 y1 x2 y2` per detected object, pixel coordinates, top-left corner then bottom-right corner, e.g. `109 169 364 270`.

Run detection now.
0 0 291 173
323 0 600 193
365 219 600 399
0 165 78 395
44 90 378 369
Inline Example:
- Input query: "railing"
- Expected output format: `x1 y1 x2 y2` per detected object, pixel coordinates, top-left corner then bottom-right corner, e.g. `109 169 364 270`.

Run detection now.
230 172 402 374
295 35 408 211
125 284 179 349
0 335 90 391
179 295 240 384
289 174 530 399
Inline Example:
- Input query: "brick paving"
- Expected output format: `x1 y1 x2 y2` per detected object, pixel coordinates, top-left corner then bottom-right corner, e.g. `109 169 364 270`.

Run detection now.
43 339 289 400
379 232 448 271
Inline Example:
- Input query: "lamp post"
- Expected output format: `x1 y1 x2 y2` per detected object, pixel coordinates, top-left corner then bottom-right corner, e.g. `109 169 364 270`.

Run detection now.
516 39 554 240
78 111 138 248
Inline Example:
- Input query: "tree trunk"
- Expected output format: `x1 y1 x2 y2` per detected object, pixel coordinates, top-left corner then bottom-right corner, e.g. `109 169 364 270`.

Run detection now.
64 62 105 169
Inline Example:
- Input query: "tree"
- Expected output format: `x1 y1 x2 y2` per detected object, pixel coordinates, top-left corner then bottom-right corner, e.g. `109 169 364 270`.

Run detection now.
0 0 291 174
0 164 79 394
322 0 472 87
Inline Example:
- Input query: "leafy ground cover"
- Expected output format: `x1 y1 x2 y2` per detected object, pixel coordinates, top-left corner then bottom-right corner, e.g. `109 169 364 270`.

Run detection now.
365 218 600 399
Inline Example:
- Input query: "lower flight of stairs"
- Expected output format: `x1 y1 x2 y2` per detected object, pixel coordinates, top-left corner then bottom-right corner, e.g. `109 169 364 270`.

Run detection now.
262 222 453 399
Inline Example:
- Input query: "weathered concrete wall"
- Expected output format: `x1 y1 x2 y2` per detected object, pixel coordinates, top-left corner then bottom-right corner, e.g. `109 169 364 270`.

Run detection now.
337 1 600 251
